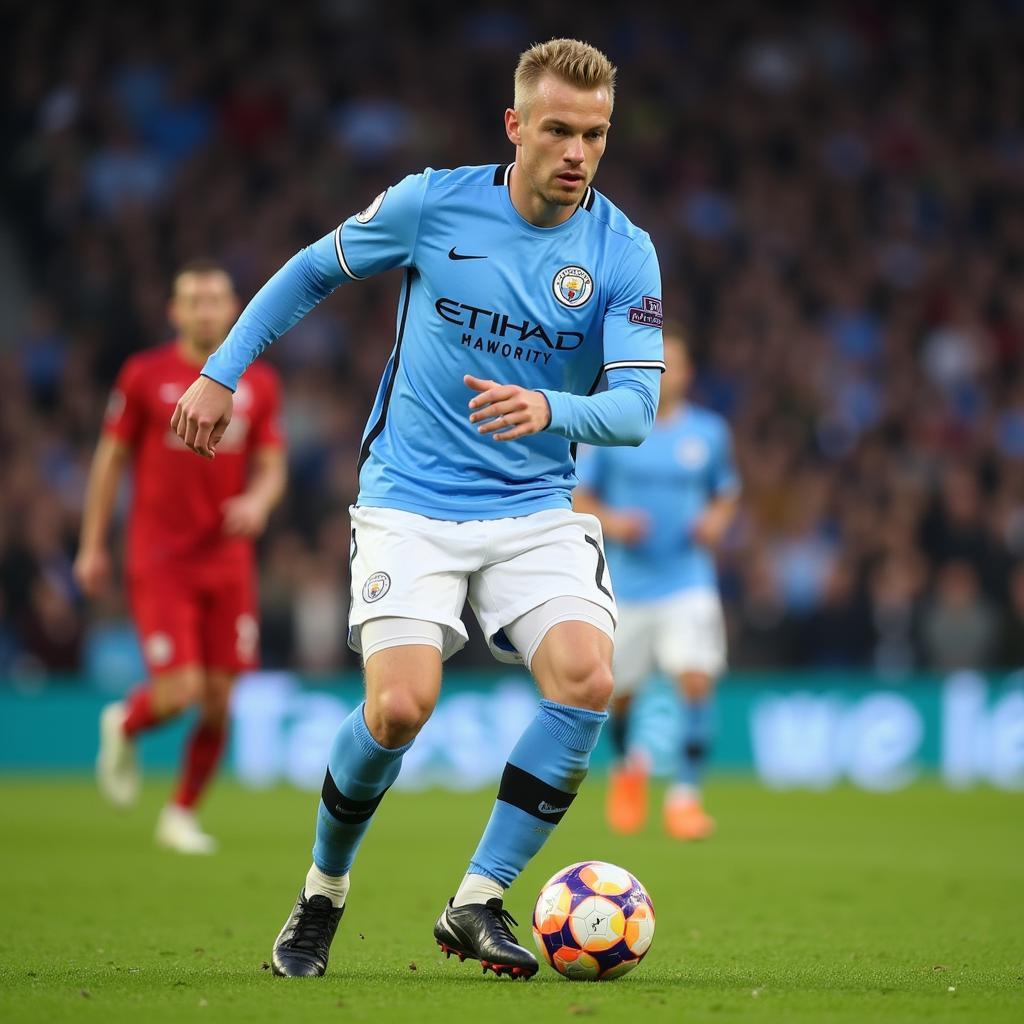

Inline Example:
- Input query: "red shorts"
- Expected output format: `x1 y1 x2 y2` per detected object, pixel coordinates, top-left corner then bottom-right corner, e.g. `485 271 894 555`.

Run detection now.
129 564 259 676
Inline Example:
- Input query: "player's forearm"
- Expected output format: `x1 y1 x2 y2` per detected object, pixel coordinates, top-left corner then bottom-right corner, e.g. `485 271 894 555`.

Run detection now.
202 234 345 392
244 448 287 516
695 495 740 546
539 367 659 447
78 437 129 551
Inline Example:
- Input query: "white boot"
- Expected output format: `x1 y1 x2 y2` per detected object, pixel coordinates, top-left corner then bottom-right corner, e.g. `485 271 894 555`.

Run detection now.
155 804 218 855
96 702 140 807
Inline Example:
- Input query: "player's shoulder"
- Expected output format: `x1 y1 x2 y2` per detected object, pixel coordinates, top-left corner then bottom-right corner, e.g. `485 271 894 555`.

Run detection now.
119 342 177 380
582 188 655 257
415 163 507 193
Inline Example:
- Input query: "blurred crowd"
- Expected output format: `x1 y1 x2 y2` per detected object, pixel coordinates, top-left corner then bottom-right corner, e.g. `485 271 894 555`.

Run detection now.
3 0 1024 680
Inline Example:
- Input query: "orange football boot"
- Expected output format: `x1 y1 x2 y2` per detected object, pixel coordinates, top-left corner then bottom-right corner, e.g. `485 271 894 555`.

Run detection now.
664 794 715 841
606 763 648 835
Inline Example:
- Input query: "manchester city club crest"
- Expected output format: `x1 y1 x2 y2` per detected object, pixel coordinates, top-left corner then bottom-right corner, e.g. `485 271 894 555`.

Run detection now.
362 571 391 603
552 265 594 308
677 436 709 469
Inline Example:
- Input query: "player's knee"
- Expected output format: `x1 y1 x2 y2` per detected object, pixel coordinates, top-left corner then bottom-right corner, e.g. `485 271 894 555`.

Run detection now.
153 668 204 715
555 659 615 712
366 685 435 747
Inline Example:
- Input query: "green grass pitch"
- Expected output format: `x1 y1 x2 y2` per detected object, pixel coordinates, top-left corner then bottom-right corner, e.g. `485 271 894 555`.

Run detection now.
0 777 1021 1023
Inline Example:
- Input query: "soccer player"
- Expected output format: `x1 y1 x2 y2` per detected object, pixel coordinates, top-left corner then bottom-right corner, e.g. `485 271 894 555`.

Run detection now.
172 39 664 978
74 261 286 854
574 326 739 840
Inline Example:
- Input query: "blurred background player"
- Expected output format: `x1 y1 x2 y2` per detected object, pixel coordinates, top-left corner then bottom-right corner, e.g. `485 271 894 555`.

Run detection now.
575 325 739 839
73 261 286 854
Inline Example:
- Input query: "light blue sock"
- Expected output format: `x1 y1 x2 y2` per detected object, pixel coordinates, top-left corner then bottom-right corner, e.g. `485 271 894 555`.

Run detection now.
312 702 412 875
468 699 607 887
677 698 713 790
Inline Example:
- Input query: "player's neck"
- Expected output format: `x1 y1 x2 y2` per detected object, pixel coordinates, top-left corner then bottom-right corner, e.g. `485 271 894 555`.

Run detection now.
508 164 578 228
176 337 217 367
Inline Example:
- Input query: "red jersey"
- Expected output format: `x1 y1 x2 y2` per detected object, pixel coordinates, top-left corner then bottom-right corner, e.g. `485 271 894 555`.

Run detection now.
104 342 283 575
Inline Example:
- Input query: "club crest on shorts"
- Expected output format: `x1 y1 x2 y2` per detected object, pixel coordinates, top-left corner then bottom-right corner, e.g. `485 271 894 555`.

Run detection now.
362 571 391 603
145 632 174 667
552 265 594 308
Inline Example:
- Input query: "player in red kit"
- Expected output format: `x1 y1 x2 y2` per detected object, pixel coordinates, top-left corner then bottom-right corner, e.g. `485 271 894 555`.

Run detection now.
74 261 286 853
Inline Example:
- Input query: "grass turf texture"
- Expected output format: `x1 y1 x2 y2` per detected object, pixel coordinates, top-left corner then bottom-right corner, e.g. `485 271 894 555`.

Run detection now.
0 779 1021 1023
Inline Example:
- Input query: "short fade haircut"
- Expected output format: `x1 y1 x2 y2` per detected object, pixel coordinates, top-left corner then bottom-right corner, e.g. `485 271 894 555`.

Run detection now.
514 38 617 116
172 258 234 293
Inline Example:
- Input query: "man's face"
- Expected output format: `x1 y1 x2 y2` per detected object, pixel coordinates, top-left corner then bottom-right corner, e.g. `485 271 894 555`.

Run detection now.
506 74 612 208
169 271 238 350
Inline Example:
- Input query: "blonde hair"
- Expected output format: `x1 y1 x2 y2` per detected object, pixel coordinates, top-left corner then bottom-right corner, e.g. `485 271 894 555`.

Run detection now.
514 38 617 116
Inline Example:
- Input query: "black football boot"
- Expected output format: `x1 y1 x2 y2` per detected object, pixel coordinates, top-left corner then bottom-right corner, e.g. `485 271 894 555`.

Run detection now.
271 890 345 977
433 897 538 978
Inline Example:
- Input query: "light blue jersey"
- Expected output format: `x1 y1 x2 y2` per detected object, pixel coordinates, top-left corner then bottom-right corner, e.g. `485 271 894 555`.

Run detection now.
577 405 739 601
203 163 664 520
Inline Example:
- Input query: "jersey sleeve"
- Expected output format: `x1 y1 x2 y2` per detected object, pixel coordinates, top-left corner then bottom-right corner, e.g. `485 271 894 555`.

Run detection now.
539 366 658 447
334 172 430 280
202 171 431 392
602 240 665 373
710 419 741 498
250 368 285 448
102 359 146 447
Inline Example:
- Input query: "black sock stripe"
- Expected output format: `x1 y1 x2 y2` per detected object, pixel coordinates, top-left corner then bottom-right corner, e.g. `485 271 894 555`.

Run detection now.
321 769 389 825
584 535 613 600
684 740 708 763
497 762 577 824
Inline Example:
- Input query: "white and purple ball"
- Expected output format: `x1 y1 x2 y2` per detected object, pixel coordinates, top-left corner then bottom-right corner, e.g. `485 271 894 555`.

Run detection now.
532 860 655 981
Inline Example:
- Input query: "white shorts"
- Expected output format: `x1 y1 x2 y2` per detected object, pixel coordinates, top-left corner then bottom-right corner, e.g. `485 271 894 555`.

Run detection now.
612 588 726 694
348 505 618 665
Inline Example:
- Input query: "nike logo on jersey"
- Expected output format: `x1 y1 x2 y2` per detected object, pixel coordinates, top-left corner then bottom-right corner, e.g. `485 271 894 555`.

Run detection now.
537 800 571 815
448 247 487 261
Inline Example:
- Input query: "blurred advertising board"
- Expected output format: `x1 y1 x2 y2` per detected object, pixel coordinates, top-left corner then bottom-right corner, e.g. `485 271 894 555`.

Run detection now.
1 670 1022 790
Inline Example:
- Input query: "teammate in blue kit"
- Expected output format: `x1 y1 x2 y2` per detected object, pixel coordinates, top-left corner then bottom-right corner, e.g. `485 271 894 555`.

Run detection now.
171 39 664 978
575 326 739 840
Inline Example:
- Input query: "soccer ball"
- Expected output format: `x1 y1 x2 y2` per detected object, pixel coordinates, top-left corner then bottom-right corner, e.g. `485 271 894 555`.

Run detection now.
532 861 655 981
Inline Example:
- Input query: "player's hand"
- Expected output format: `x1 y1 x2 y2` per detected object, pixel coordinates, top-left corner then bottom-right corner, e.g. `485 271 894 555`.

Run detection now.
221 493 269 538
465 375 551 442
170 376 234 459
691 508 731 549
606 510 649 546
688 505 737 552
73 546 112 596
